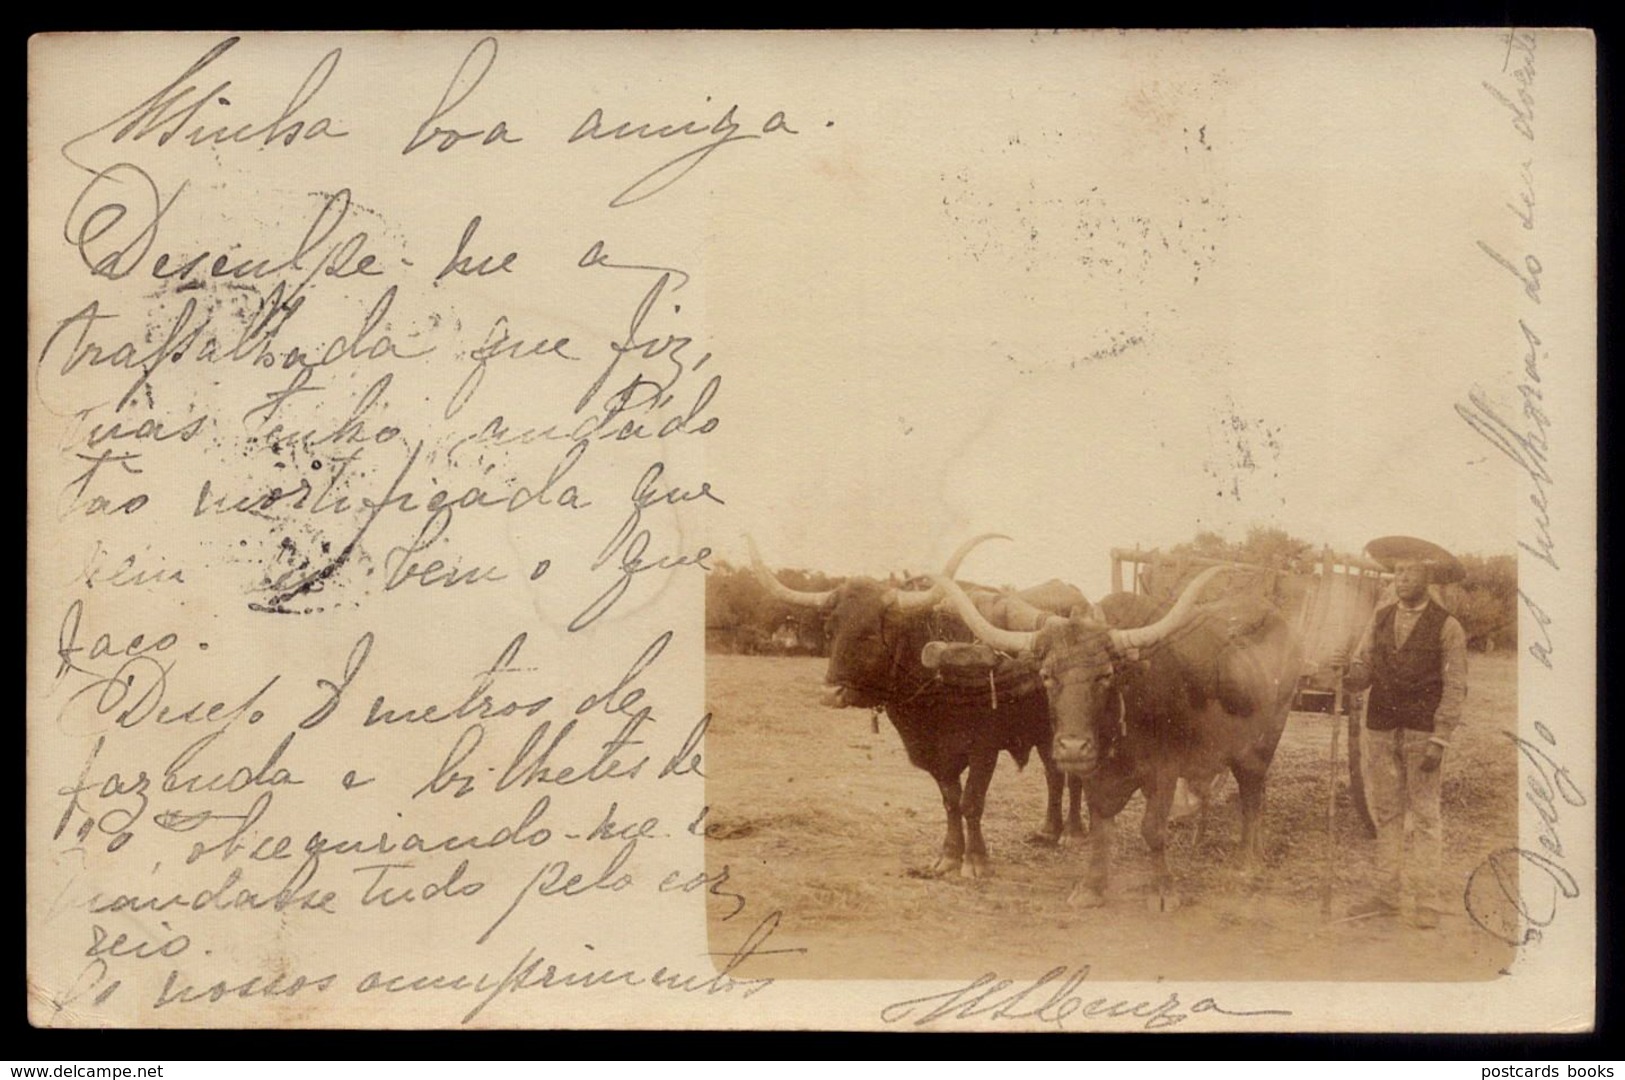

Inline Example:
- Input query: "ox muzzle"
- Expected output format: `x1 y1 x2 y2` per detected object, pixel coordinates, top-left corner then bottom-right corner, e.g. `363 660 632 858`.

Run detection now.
1052 735 1100 777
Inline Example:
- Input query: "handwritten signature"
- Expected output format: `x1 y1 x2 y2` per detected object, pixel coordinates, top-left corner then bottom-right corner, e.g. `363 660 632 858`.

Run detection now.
880 967 1292 1030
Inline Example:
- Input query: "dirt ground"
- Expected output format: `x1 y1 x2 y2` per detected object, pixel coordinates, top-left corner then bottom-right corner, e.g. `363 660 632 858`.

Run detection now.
704 652 1518 983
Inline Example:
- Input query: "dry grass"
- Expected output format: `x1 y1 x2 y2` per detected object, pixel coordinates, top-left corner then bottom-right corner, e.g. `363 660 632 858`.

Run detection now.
704 652 1519 982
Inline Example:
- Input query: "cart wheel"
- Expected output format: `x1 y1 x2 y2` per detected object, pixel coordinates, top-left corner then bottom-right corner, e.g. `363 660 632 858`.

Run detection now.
1345 711 1377 838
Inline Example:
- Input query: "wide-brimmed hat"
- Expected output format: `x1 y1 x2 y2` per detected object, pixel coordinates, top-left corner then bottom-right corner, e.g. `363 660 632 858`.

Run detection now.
1363 536 1466 584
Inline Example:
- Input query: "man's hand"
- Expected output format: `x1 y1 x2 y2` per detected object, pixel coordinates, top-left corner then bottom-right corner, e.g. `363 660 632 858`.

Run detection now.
1420 742 1445 773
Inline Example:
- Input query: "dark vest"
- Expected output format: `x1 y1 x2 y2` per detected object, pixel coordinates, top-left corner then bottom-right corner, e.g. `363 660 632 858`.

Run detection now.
1366 600 1448 732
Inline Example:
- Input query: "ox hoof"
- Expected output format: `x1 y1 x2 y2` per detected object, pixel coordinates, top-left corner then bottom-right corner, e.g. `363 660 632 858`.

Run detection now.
1025 830 1061 848
1062 825 1088 845
961 856 992 880
1147 889 1183 914
1066 885 1107 909
928 856 963 878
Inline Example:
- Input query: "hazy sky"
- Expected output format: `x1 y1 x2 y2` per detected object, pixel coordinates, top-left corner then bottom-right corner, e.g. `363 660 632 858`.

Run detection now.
700 33 1521 600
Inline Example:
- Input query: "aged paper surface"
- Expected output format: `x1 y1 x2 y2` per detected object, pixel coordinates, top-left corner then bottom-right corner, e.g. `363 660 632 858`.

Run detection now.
27 30 1595 1031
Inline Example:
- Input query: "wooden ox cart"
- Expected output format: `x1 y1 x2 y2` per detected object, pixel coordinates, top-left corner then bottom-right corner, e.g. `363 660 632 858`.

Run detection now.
1108 545 1392 837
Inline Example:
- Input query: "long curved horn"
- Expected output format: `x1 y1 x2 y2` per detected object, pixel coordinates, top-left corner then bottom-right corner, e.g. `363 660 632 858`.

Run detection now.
746 535 833 608
932 575 1048 654
891 532 1012 612
1109 565 1228 652
940 532 1012 578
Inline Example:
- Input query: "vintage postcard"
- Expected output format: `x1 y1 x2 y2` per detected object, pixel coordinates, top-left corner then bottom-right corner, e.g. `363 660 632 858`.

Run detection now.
27 30 1595 1032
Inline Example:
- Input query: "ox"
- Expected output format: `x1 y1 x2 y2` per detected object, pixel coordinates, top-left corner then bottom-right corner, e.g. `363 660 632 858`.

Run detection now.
748 535 1086 878
936 566 1303 910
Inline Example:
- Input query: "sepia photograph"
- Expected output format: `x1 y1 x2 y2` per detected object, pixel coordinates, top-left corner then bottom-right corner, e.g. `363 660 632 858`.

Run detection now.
705 534 1520 983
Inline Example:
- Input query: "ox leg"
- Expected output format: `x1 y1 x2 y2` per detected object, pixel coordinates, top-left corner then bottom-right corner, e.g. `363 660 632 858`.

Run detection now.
1233 765 1269 877
960 749 998 878
1067 805 1114 908
929 773 966 877
1191 775 1218 848
1142 777 1180 913
1029 743 1066 846
1068 777 1134 907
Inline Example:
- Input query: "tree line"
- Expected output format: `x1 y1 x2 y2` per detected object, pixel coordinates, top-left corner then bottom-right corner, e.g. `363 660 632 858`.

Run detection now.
707 527 1519 655
1166 527 1518 651
704 562 844 655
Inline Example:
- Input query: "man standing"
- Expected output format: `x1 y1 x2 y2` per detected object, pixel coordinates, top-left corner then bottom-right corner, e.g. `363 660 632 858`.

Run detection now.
1340 553 1469 929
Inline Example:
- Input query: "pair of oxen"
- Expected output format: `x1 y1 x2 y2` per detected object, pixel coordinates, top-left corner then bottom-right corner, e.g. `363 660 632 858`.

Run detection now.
748 534 1304 911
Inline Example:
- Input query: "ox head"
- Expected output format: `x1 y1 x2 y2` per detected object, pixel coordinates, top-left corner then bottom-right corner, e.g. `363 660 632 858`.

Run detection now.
934 566 1229 776
747 534 1010 709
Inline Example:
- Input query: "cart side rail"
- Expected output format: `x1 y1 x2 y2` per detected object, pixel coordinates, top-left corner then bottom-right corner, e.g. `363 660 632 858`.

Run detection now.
1108 545 1392 694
